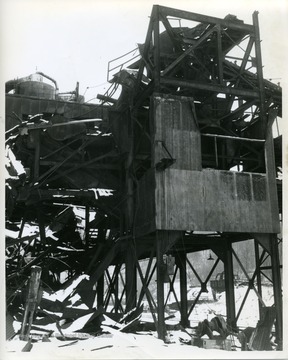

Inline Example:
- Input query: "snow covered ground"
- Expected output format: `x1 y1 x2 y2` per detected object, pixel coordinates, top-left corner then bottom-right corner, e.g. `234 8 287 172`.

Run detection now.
4 283 287 359
3 331 240 359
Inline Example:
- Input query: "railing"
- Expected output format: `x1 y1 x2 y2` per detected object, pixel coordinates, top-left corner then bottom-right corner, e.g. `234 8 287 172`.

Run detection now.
201 133 265 172
107 47 141 82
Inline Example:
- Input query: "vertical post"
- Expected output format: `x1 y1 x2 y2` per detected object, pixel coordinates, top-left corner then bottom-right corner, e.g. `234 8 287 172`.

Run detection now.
265 110 280 227
37 210 46 249
216 24 223 85
270 234 282 349
124 107 137 312
254 240 263 319
114 268 120 313
20 266 42 341
33 129 41 180
85 205 90 250
125 241 137 311
176 251 189 328
253 11 266 138
96 275 104 309
153 5 161 92
224 240 237 331
156 231 167 340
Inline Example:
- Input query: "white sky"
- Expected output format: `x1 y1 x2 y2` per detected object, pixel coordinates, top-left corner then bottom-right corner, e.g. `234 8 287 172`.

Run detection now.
1 0 288 104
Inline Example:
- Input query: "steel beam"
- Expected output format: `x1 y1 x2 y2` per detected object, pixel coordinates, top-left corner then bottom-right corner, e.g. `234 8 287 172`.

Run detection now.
96 274 104 308
125 240 137 311
216 25 224 84
137 248 156 307
160 77 260 98
254 240 263 320
156 231 167 340
187 257 220 318
269 234 283 349
159 5 254 32
176 251 189 327
223 240 237 330
161 25 217 77
153 6 161 92
253 11 266 138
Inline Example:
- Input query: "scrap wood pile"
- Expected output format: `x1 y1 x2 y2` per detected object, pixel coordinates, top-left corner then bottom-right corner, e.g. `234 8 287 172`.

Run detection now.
6 266 277 353
6 270 145 344
6 269 193 354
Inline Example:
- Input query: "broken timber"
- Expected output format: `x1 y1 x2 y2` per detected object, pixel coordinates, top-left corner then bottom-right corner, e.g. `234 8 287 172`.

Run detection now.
20 266 42 341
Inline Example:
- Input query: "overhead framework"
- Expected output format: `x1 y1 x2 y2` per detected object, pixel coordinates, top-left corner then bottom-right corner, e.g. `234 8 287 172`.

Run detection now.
5 5 282 349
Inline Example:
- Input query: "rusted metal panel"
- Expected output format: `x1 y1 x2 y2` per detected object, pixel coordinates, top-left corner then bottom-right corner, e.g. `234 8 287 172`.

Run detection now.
155 169 279 233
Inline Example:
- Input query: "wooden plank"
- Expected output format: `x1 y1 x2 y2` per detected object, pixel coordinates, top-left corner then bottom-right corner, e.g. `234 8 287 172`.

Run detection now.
249 307 276 350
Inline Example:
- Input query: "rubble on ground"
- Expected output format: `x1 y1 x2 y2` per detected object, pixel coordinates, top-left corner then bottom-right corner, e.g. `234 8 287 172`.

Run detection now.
6 266 278 356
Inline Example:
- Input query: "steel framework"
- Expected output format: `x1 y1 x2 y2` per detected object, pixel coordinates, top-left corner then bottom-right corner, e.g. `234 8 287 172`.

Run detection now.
5 5 282 349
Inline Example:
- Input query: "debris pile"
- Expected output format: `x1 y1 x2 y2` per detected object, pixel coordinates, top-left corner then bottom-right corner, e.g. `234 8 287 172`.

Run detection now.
6 264 278 355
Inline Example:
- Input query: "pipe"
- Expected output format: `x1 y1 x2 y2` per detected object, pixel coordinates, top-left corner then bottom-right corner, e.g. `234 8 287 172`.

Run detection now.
36 71 59 92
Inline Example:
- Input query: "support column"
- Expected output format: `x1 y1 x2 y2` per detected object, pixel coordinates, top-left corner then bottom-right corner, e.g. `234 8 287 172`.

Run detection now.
114 270 120 313
156 230 182 339
125 240 137 311
270 234 282 349
37 210 46 249
224 240 237 331
253 11 266 138
33 129 41 180
153 5 161 91
156 231 167 340
85 205 90 250
176 251 189 328
124 106 137 312
254 240 263 320
96 274 104 309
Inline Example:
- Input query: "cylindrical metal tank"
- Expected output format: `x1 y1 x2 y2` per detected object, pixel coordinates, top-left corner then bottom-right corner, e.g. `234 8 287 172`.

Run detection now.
16 81 56 99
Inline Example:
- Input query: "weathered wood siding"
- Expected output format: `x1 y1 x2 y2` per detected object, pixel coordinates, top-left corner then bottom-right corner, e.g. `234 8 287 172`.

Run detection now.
153 94 201 170
135 94 279 236
155 169 279 233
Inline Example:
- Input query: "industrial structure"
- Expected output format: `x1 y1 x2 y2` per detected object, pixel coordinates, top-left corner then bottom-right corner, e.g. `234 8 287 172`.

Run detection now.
5 5 282 349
